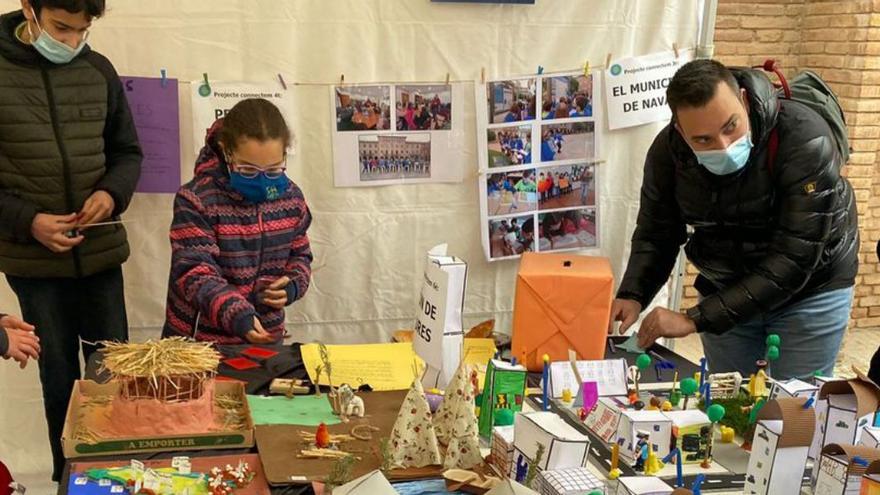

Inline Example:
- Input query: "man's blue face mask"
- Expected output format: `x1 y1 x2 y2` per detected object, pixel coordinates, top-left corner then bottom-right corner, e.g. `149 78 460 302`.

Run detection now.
693 132 754 175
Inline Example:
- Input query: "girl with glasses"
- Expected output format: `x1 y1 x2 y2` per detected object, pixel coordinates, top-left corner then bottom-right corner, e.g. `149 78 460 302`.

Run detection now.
163 98 312 344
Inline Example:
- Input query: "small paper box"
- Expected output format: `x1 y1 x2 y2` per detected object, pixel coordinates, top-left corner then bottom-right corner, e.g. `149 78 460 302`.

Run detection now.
615 410 672 462
615 476 673 495
486 479 541 495
813 443 880 495
491 425 515 478
744 397 816 495
479 359 528 437
809 375 880 461
770 378 819 401
534 467 604 495
584 397 624 443
513 411 591 472
861 461 880 495
511 253 613 372
861 428 880 450
332 469 396 495
662 409 711 464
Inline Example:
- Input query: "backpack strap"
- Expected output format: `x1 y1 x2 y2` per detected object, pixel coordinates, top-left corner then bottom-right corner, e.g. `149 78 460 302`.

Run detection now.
767 126 779 176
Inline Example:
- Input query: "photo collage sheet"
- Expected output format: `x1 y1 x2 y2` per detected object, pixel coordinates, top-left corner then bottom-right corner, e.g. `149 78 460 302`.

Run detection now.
477 71 602 261
331 82 466 187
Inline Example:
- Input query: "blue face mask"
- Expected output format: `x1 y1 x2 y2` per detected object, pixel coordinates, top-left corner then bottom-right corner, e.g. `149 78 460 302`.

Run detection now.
693 132 753 175
229 172 289 203
28 9 88 64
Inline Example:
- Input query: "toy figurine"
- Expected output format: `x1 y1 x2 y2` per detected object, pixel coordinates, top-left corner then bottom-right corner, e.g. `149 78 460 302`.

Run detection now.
337 383 365 420
644 443 663 475
648 396 662 411
632 431 650 472
748 360 769 399
315 422 331 448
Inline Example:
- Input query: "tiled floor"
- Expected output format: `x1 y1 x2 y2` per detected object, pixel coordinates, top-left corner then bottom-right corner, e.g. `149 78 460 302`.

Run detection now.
674 326 880 378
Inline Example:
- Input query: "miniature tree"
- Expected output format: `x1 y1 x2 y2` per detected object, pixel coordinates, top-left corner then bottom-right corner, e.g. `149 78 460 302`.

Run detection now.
680 378 698 410
701 404 726 468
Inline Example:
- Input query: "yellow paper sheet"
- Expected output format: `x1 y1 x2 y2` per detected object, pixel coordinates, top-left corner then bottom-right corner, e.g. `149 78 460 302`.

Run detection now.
301 342 425 391
463 338 497 392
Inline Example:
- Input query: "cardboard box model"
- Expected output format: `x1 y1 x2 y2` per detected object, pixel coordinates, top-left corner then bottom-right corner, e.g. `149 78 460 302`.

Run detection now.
861 427 880 450
615 476 673 495
860 460 880 495
533 467 605 495
743 397 816 495
813 443 880 495
512 411 591 475
809 376 880 461
770 378 819 401
491 425 515 478
662 409 711 464
511 253 613 372
616 410 673 463
478 359 528 437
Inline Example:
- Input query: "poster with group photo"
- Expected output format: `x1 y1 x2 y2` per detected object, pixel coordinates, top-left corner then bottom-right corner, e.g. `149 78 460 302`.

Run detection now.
330 82 466 187
476 72 602 261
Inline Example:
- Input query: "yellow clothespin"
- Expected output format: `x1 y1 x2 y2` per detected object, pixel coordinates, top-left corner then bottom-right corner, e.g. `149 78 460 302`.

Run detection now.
673 43 680 59
605 53 613 68
481 67 486 84
583 60 590 77
445 72 450 85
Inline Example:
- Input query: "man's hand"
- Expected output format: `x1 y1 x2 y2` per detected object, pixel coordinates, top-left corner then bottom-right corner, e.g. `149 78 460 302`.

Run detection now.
609 298 642 335
636 307 697 349
78 190 115 227
245 316 276 344
31 213 84 253
1 315 40 369
260 276 290 310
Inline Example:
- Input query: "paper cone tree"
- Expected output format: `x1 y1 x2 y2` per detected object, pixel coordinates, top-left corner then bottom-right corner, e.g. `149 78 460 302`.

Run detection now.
389 378 442 468
440 365 483 469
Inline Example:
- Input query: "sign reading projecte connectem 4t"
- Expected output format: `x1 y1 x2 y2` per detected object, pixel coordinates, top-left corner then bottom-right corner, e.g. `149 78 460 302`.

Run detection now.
604 49 694 130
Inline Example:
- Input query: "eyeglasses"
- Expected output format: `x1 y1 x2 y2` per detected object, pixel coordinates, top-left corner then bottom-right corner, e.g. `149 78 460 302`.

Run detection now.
229 157 288 179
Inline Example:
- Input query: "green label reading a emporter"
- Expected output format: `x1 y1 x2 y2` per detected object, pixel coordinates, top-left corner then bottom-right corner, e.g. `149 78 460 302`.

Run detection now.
75 434 246 454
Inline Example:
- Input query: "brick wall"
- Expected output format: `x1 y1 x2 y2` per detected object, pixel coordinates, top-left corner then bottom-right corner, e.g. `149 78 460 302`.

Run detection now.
680 0 880 327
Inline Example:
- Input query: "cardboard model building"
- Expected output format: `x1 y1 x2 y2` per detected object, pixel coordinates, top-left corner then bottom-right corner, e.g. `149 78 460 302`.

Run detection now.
743 397 816 495
533 466 604 495
860 427 880 450
812 443 880 495
513 411 591 474
615 476 673 495
662 409 710 465
491 425 516 478
809 374 880 461
861 460 880 495
769 378 819 401
616 410 673 462
485 478 541 495
479 359 528 437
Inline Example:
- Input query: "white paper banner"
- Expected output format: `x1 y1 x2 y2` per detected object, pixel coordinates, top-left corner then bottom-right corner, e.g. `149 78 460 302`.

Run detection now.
190 81 293 155
604 49 695 130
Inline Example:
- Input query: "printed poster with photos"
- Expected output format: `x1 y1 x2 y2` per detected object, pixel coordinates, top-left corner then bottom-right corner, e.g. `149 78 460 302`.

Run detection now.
476 72 602 261
330 82 466 187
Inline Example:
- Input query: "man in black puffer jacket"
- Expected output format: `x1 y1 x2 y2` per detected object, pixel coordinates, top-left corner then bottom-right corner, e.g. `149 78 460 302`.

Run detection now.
611 60 858 381
0 0 141 481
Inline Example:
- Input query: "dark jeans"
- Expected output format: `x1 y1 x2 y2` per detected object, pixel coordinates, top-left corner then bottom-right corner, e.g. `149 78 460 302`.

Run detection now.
6 267 128 482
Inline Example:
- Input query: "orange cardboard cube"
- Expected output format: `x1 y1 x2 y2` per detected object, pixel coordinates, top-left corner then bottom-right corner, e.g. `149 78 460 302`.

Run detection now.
511 252 613 372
